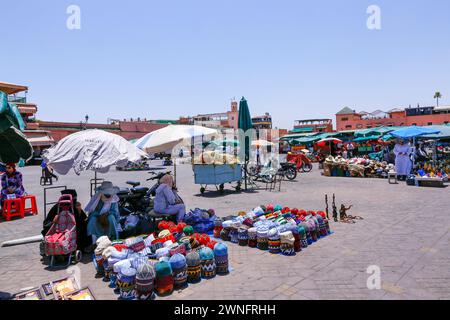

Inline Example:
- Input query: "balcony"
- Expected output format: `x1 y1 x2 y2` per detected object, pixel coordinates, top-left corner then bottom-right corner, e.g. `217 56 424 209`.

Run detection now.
7 95 27 104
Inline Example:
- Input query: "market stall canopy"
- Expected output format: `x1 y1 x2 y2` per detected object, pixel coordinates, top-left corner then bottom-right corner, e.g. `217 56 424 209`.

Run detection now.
390 126 441 139
134 124 217 154
252 139 274 147
353 135 383 142
289 132 332 145
418 125 450 140
354 126 397 137
42 129 148 175
0 91 33 163
317 137 343 144
208 139 240 147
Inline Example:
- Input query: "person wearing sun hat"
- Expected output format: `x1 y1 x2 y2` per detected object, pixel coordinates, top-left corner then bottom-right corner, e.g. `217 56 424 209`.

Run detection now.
186 251 201 283
214 242 229 275
199 246 216 279
268 228 281 254
86 181 121 242
169 253 188 289
135 261 156 300
154 260 174 296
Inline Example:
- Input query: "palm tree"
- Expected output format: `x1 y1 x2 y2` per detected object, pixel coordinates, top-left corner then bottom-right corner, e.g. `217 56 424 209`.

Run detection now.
434 91 442 107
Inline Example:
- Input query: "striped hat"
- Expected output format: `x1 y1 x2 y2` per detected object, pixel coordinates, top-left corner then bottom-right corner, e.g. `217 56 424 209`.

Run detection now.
135 262 155 300
256 226 269 250
199 247 216 279
169 253 188 289
154 261 174 296
214 242 229 275
186 251 201 283
237 227 249 246
268 228 281 254
117 266 136 300
280 231 295 256
229 228 239 244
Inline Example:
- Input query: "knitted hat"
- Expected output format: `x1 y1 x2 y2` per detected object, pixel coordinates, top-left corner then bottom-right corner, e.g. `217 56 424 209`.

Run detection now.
158 229 171 239
220 228 231 241
169 253 188 289
169 244 186 256
154 261 174 296
199 247 216 279
117 267 136 300
256 226 269 250
135 262 155 300
268 228 281 254
95 236 112 255
180 236 192 252
237 227 249 246
183 226 194 236
274 204 283 212
186 251 201 283
265 204 274 213
280 231 295 256
213 243 228 275
229 228 239 244
298 223 309 248
155 247 170 259
206 240 218 250
247 227 257 248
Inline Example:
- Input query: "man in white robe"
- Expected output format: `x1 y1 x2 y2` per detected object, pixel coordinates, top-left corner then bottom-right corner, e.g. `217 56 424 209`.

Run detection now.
393 140 412 180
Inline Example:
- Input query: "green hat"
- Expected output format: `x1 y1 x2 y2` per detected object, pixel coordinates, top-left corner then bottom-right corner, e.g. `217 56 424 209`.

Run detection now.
183 226 194 235
155 261 172 278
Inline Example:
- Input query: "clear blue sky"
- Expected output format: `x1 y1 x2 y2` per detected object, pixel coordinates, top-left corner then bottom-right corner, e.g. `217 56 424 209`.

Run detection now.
1 0 449 129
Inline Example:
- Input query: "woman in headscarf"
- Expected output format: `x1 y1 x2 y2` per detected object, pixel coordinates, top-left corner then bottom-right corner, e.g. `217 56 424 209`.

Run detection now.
42 189 92 252
85 181 121 242
1 163 25 208
394 139 412 181
153 174 186 222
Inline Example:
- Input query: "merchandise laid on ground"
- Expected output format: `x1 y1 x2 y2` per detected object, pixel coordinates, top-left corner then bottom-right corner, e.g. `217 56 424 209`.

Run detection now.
214 204 332 256
92 221 230 300
322 156 395 178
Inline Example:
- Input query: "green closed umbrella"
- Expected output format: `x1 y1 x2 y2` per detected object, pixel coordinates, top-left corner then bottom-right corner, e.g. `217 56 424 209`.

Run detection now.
238 97 253 190
0 91 33 163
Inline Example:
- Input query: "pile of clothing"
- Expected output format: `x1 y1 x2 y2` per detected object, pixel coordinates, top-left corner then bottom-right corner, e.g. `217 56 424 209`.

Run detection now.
214 204 332 256
92 221 229 300
183 208 216 233
323 156 394 178
193 151 241 165
415 160 450 179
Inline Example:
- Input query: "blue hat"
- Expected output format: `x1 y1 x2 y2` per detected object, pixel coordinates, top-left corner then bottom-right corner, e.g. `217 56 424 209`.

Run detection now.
213 243 228 257
199 247 214 261
169 253 187 270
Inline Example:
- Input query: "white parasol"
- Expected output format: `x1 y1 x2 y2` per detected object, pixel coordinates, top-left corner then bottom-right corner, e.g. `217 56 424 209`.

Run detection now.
42 129 148 175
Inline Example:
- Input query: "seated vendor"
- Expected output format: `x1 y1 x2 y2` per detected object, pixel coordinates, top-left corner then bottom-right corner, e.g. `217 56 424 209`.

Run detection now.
85 181 121 242
154 174 186 222
1 163 25 208
42 189 92 252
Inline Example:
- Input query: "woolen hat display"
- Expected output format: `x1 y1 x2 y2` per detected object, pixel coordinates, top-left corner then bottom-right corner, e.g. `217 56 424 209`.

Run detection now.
256 226 269 250
155 261 174 296
220 228 231 241
247 227 257 248
183 226 194 236
135 262 155 300
186 251 201 283
280 231 295 256
169 253 188 289
229 228 239 244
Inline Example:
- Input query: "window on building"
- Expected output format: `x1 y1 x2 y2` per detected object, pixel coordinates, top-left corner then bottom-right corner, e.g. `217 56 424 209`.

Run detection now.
345 125 352 129
444 121 449 125
356 124 363 129
366 125 372 128
412 123 417 126
428 122 432 126
341 117 348 121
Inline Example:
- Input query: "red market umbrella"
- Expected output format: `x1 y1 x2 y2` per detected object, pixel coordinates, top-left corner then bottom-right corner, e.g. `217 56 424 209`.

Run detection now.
316 138 342 148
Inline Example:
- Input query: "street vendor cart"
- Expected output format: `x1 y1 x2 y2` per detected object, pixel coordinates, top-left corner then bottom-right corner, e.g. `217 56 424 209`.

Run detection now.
193 164 242 194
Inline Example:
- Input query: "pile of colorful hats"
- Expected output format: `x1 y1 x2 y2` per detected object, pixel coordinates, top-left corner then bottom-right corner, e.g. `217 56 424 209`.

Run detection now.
215 204 332 256
92 221 230 300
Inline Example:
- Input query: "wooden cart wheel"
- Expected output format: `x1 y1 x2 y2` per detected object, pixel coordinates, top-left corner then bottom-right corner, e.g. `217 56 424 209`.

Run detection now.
200 187 206 194
219 184 225 194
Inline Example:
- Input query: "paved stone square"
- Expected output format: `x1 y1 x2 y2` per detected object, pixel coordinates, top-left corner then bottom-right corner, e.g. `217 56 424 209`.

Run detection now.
1 162 449 300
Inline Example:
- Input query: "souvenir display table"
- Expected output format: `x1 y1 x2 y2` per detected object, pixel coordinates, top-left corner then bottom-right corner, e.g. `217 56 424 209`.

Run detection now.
322 156 394 178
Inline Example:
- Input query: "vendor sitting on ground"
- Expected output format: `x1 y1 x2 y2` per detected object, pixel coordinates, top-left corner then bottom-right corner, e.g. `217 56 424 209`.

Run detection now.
1 163 25 209
42 189 92 252
154 174 186 222
85 181 121 242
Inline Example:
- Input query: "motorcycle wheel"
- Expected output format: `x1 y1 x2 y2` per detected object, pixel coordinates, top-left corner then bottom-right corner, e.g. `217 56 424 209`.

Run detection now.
285 167 297 180
302 163 313 172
